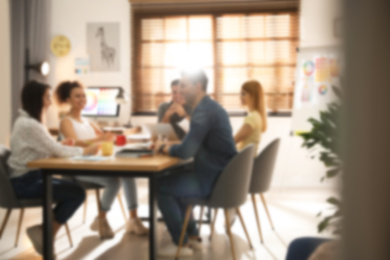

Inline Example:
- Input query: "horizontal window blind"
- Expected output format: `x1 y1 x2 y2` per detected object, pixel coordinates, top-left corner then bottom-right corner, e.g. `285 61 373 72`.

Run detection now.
133 12 299 113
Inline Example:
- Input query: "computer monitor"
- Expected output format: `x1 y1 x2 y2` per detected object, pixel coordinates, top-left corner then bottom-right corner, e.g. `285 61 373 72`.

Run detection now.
82 87 120 117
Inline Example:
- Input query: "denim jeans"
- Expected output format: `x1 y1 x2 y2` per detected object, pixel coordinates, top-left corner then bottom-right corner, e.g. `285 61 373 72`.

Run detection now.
11 170 85 224
75 176 138 212
157 170 206 245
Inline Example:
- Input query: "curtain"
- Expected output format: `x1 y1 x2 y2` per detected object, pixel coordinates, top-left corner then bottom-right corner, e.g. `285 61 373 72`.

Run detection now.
10 0 51 123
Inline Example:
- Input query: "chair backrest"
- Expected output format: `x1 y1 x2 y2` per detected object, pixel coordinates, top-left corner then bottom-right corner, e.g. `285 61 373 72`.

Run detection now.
249 138 280 194
0 145 20 208
208 145 255 208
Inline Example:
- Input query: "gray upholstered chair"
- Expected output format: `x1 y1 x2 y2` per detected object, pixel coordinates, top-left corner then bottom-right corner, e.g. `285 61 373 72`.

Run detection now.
249 138 281 243
0 145 73 247
175 145 255 260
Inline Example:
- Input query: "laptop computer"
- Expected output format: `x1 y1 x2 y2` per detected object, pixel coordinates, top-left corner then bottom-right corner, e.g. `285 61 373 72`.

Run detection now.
145 123 179 141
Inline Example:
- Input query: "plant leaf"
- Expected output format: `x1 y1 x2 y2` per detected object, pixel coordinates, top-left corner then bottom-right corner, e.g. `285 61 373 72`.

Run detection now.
318 217 331 233
332 86 343 100
326 168 340 178
327 197 341 206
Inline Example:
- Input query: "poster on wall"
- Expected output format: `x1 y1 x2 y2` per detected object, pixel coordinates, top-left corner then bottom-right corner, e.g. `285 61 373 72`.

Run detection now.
75 57 90 75
292 46 342 133
86 22 120 72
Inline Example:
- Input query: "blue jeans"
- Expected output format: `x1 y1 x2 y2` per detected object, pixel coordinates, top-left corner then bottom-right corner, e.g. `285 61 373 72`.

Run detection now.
286 237 330 260
157 171 207 245
75 176 138 212
11 170 86 224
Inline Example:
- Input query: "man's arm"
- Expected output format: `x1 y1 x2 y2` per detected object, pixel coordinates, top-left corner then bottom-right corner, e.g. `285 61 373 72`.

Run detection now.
158 103 177 123
168 111 213 159
157 103 168 123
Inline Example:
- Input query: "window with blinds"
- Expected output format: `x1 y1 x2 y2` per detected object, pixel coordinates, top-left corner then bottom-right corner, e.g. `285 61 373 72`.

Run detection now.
133 12 299 113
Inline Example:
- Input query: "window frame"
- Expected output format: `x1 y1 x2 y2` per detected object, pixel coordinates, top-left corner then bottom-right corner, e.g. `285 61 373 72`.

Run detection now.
132 6 299 117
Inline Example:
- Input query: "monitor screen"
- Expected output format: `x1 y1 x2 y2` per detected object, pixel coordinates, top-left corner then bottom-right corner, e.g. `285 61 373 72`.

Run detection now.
82 87 120 117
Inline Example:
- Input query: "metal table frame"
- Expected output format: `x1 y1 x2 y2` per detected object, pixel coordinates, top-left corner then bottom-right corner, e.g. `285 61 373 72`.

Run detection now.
42 168 161 260
41 161 211 260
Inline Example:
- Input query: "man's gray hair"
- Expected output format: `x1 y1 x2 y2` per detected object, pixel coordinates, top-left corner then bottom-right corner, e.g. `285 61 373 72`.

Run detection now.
181 70 208 91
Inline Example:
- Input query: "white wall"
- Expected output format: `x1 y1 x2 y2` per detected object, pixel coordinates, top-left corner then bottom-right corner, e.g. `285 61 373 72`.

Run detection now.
300 0 341 48
47 0 131 128
0 0 11 146
275 0 342 189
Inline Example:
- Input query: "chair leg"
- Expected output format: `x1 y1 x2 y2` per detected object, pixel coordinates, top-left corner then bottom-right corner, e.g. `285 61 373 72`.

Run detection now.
14 208 25 247
236 207 253 249
209 208 218 241
260 193 275 230
175 205 193 260
117 193 127 222
95 189 103 239
0 209 12 239
224 209 237 260
251 194 264 243
198 206 204 235
82 191 88 224
64 223 73 247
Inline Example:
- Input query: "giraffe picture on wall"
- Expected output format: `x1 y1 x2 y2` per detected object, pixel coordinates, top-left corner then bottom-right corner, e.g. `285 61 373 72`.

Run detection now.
87 22 120 71
96 27 116 66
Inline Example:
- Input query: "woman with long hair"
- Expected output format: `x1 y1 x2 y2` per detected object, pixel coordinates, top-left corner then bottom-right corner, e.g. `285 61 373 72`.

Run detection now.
234 80 268 155
226 80 268 227
8 81 99 256
55 81 148 239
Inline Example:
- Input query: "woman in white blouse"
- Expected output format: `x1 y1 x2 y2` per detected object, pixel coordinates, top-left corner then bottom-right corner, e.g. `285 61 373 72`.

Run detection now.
8 81 100 256
55 81 148 239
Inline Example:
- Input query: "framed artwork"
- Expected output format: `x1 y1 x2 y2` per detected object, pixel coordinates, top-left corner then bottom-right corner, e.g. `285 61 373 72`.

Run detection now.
87 22 120 71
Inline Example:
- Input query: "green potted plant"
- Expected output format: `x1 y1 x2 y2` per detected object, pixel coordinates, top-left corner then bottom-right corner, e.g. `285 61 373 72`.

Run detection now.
299 86 343 234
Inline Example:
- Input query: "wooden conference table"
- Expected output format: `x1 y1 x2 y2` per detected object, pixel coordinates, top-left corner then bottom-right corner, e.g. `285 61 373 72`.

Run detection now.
27 155 187 260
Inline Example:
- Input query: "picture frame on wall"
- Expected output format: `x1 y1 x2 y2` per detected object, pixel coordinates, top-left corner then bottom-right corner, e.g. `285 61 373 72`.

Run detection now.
87 22 120 72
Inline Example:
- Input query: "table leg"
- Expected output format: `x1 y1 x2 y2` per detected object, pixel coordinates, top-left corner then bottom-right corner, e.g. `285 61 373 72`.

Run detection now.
43 171 53 260
149 175 157 260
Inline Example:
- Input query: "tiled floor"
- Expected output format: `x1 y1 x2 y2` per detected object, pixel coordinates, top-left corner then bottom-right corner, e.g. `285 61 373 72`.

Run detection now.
0 180 335 260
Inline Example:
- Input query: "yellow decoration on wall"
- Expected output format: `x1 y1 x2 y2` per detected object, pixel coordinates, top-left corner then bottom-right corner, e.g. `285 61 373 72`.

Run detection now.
50 35 71 57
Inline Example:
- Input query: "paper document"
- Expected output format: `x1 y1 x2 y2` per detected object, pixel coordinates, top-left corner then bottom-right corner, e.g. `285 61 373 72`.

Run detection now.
177 118 190 133
127 134 151 140
70 156 111 162
123 142 152 149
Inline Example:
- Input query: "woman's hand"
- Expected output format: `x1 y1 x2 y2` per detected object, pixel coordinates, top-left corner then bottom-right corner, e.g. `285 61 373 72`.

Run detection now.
99 132 115 142
83 143 100 155
61 138 75 146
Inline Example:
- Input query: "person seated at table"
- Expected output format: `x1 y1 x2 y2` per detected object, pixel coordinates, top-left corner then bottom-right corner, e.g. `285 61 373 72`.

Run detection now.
7 81 100 256
158 79 192 139
55 81 148 239
225 80 269 227
153 70 237 256
235 80 267 156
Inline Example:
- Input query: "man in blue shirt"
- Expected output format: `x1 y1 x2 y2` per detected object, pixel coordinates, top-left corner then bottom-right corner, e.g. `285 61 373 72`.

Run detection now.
154 70 237 256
